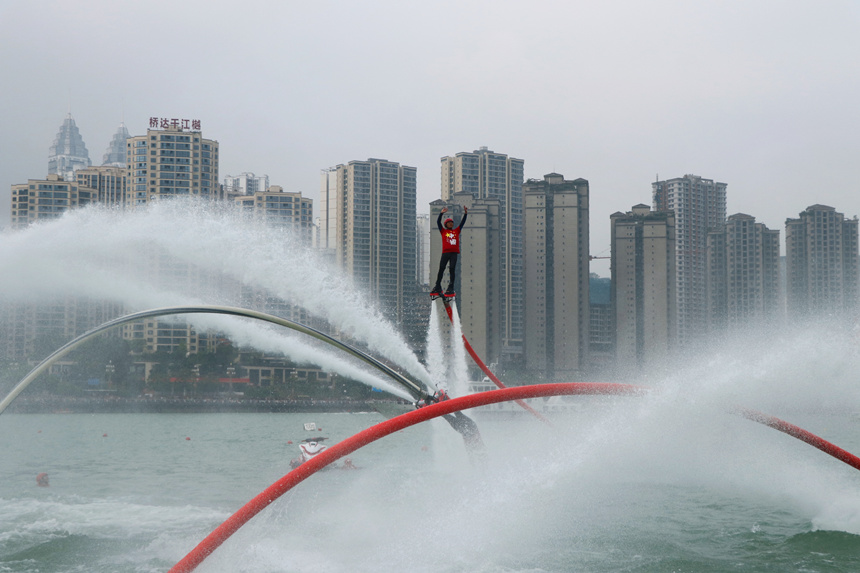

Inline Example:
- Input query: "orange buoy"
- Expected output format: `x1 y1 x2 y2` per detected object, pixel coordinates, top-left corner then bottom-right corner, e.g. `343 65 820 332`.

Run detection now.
102 433 108 437
186 437 191 441
287 440 293 444
36 473 49 487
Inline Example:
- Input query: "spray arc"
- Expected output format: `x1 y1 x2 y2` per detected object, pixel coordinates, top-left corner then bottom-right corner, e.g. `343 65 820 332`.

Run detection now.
0 305 430 417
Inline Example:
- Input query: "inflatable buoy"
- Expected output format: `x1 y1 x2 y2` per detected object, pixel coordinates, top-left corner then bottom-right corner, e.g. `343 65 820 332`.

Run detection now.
318 428 323 431
287 440 293 444
36 473 49 487
186 437 191 441
102 433 108 437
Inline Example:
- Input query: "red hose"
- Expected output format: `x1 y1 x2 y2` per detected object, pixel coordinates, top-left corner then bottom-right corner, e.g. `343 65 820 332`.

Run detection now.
735 407 860 471
169 383 860 572
440 300 553 425
168 383 641 573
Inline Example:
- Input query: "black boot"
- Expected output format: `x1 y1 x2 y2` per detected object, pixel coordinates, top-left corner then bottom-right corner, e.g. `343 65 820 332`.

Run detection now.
430 284 442 295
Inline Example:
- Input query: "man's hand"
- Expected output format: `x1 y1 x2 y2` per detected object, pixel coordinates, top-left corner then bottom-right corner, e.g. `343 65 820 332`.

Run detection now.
463 206 468 213
441 207 448 214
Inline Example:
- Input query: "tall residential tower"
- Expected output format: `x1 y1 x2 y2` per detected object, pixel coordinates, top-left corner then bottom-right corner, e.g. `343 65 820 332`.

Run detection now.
785 204 859 321
321 159 417 326
706 213 780 332
523 173 590 379
652 174 726 346
610 205 677 367
125 125 219 207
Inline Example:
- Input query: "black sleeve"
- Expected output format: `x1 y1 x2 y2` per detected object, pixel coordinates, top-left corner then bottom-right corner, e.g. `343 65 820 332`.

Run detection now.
458 211 468 230
437 210 443 231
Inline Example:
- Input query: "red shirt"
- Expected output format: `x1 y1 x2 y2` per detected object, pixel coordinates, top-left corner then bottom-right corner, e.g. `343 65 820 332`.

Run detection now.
437 210 467 253
441 228 462 253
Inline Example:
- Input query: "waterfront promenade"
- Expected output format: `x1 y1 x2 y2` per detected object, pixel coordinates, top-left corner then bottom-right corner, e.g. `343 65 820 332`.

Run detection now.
5 395 406 414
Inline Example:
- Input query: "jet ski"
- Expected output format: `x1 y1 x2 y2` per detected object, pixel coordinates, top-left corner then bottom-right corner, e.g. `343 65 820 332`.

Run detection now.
290 437 329 469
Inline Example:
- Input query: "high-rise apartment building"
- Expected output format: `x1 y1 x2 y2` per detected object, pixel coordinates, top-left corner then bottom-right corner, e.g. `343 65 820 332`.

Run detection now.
10 174 96 230
611 205 676 367
125 126 219 207
706 213 780 331
785 204 859 320
441 147 524 360
234 185 314 245
652 174 726 345
224 172 269 197
431 195 502 367
523 173 590 379
76 165 126 208
48 113 91 180
121 124 221 354
321 159 417 326
4 175 120 360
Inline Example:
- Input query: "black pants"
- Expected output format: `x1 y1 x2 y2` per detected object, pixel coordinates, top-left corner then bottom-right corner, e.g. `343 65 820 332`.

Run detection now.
434 252 458 288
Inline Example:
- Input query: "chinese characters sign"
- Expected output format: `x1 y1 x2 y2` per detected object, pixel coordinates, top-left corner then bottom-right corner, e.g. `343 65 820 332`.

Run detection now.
149 117 202 131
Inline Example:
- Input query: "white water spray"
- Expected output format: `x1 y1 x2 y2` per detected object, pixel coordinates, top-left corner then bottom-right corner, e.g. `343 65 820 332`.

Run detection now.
446 301 470 398
424 304 447 392
0 201 430 395
423 300 471 396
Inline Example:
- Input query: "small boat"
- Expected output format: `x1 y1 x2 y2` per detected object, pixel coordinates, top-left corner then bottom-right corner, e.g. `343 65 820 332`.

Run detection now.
289 437 362 471
290 437 329 469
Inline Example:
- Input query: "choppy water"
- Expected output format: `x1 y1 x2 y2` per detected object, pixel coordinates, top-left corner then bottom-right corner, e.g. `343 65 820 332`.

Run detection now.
1 403 860 573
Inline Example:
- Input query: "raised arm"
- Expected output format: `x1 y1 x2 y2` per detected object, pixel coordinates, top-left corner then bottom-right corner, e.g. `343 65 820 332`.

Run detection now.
458 206 468 230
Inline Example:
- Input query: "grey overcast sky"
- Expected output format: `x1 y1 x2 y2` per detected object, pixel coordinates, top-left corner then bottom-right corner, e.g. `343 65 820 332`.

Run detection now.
2 0 859 275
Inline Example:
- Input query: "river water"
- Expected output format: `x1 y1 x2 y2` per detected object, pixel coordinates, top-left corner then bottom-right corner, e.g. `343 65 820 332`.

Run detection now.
2 399 860 573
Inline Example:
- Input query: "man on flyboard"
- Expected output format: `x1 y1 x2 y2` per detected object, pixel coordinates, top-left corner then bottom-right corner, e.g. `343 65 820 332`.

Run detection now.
430 206 468 298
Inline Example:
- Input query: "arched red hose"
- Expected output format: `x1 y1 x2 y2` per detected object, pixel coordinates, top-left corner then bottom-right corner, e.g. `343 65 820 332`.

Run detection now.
735 406 860 471
168 383 641 573
439 300 552 425
169 383 860 572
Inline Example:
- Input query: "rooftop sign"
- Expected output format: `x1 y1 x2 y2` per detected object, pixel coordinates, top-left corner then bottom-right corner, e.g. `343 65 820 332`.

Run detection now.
149 117 202 131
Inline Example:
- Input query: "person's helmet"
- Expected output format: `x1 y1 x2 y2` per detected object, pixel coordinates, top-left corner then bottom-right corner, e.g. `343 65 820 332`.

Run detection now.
444 218 454 226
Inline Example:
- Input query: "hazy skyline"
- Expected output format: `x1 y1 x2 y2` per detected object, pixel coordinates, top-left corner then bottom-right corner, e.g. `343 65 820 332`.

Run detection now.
2 0 859 276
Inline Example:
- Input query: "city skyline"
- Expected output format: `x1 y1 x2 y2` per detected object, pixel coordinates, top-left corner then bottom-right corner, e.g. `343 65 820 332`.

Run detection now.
7 111 860 278
2 1 859 278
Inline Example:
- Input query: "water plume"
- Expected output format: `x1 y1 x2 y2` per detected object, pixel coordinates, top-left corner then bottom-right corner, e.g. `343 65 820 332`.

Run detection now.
0 200 430 395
